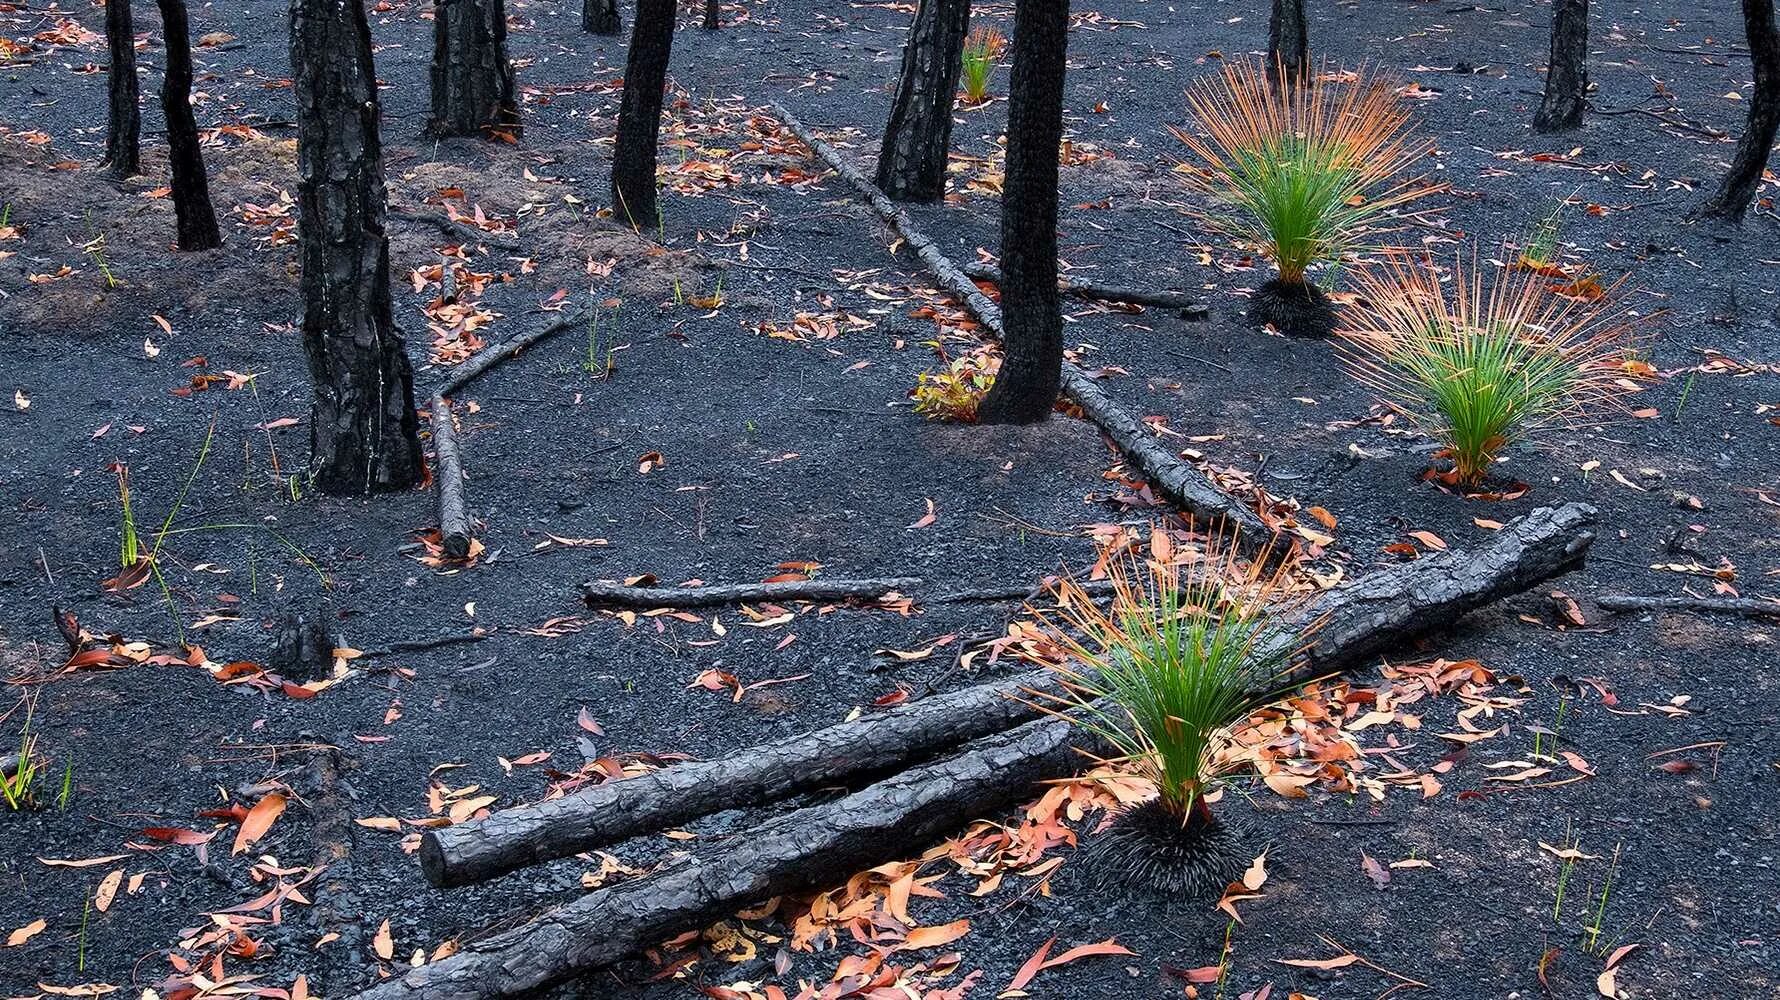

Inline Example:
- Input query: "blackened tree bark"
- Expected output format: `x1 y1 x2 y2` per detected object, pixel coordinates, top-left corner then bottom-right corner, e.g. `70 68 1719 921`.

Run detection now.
291 0 425 494
1701 0 1780 220
1533 0 1589 131
582 0 620 34
703 0 720 29
429 0 520 137
611 0 675 228
103 0 140 177
1267 0 1308 85
975 0 1069 425
874 0 970 201
156 0 220 250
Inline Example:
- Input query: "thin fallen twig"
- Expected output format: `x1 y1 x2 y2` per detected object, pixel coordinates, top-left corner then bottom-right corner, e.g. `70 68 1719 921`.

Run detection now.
582 576 922 609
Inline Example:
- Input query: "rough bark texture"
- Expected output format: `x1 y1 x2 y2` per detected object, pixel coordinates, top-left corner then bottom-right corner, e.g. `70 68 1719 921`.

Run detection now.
429 0 519 137
963 261 1207 316
419 673 1060 886
155 0 220 251
611 0 675 228
975 0 1070 425
1597 594 1780 618
582 576 922 608
1701 0 1780 220
431 396 472 559
703 0 720 29
353 719 1084 1000
1267 0 1308 84
874 0 970 202
418 501 1596 891
582 0 620 34
1533 0 1589 131
292 0 425 494
103 0 140 178
768 103 1272 545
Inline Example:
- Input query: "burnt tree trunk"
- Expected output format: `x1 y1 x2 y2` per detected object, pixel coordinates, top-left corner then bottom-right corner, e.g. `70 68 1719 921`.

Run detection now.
611 0 675 228
874 0 970 202
155 0 220 250
1701 0 1780 220
975 0 1070 424
703 0 720 29
292 0 426 494
1533 0 1589 131
582 0 620 33
103 0 140 177
429 0 520 137
1267 0 1308 84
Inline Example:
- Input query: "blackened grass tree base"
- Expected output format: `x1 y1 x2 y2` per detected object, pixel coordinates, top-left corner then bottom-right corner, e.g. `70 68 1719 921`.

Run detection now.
1084 798 1251 896
291 0 426 494
103 0 140 178
975 0 1071 424
612 0 676 230
156 0 221 251
429 0 520 138
1249 278 1336 338
874 0 970 202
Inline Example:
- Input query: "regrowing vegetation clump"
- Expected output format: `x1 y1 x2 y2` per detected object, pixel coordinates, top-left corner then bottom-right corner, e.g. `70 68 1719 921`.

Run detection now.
1036 530 1315 894
1171 59 1433 338
958 26 1005 106
1337 249 1636 487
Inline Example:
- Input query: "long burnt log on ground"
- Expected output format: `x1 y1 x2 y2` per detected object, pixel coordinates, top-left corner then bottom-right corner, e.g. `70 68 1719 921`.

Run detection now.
421 502 1598 889
1597 594 1780 618
581 576 922 609
962 261 1209 317
356 719 1085 1000
766 103 1273 546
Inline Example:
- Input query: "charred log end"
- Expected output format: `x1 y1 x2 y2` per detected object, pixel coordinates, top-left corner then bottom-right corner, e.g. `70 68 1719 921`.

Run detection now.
1248 279 1335 338
417 831 459 887
271 599 336 684
1083 798 1250 896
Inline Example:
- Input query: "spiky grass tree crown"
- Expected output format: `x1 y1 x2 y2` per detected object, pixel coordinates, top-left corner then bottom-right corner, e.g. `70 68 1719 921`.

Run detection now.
1170 60 1433 286
1036 531 1313 823
1337 249 1635 484
959 26 1005 105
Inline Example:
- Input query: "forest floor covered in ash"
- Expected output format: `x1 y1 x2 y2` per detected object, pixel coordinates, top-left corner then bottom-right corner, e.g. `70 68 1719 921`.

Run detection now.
1 0 1778 997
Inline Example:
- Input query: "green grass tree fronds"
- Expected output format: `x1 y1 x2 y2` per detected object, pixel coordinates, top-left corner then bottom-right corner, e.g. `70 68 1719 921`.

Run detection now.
959 26 1004 105
1337 248 1637 485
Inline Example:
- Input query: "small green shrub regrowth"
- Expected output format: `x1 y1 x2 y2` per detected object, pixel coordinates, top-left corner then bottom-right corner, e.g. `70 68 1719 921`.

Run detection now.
960 27 1005 106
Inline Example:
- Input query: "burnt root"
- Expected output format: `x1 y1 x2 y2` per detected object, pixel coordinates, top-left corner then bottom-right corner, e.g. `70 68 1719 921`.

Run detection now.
1248 279 1336 338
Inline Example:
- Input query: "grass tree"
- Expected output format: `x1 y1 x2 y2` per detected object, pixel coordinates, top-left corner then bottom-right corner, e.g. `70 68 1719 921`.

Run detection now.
156 0 220 250
1534 0 1589 131
958 25 1004 105
102 0 140 178
874 0 971 202
611 0 676 229
292 0 425 493
1699 0 1779 221
1337 249 1633 486
429 0 520 137
1037 531 1311 894
974 0 1070 424
1171 59 1430 337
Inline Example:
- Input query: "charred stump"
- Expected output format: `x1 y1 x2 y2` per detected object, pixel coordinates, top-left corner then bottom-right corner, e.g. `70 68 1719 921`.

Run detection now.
975 0 1070 424
1267 0 1308 85
703 0 720 29
429 0 520 138
582 0 620 33
611 0 675 228
873 0 969 202
1699 0 1780 221
155 0 220 251
1533 0 1589 131
291 0 426 494
103 0 140 178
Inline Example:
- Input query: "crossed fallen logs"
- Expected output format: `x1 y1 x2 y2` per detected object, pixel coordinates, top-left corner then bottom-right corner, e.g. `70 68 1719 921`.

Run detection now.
347 502 1598 1000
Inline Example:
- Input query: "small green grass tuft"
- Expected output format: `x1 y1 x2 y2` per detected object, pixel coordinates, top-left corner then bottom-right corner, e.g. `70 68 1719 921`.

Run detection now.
959 26 1005 106
1338 248 1636 485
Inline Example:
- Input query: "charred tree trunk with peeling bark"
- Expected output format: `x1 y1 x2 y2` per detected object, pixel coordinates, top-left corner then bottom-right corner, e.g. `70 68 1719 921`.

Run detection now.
611 0 675 228
582 0 620 33
1533 0 1589 131
103 0 140 177
1701 0 1780 220
429 0 519 137
292 0 425 494
156 0 219 250
1267 0 1308 84
975 0 1070 424
874 0 969 202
